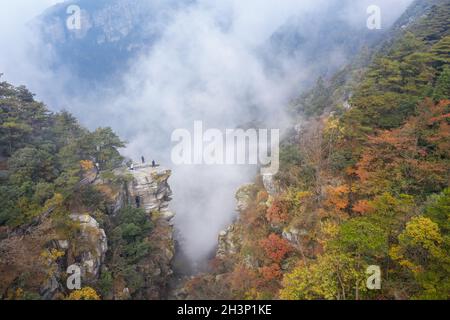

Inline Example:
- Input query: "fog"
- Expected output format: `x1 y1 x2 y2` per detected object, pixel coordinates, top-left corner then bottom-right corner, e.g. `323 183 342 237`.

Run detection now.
0 0 414 267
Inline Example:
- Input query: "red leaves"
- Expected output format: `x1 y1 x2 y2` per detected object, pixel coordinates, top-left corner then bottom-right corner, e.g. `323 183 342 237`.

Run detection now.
259 233 292 264
355 99 450 196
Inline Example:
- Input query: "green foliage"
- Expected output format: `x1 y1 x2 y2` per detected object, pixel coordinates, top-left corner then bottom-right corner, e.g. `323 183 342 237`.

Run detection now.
390 216 450 299
424 188 450 234
0 79 126 227
433 66 450 100
98 271 113 298
335 218 388 259
109 206 153 293
274 2 450 301
90 127 125 170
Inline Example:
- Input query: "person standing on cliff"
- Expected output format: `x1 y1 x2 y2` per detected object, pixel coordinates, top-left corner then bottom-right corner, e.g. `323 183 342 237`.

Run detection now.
152 160 156 167
141 156 145 164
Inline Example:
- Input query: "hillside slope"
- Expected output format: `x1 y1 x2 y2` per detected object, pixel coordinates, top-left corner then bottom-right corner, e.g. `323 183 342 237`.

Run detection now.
182 0 450 300
0 78 175 300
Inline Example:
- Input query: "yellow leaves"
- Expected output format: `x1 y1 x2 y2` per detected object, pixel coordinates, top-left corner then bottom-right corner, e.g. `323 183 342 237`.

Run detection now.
286 189 312 212
279 264 313 300
389 245 422 274
256 190 269 204
401 216 443 249
323 115 344 138
5 288 25 300
66 287 101 300
44 193 64 210
280 252 366 300
80 160 94 172
40 248 65 262
390 216 446 276
319 220 340 248
40 249 65 282
244 288 259 300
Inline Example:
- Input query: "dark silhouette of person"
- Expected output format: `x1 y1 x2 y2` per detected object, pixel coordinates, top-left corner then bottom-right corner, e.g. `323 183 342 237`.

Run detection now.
141 156 145 164
152 160 156 167
135 196 141 208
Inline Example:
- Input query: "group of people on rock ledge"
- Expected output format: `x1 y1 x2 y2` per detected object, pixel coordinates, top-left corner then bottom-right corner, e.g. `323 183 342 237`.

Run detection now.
129 156 158 171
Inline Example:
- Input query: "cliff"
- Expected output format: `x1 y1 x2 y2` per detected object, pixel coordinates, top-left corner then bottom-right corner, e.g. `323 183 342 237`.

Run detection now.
0 163 176 300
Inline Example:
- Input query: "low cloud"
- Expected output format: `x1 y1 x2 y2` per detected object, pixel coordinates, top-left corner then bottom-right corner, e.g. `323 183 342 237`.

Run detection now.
0 0 414 266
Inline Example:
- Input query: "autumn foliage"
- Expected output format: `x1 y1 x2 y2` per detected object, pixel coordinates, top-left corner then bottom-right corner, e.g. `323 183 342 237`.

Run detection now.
266 198 290 225
356 99 450 196
259 233 292 264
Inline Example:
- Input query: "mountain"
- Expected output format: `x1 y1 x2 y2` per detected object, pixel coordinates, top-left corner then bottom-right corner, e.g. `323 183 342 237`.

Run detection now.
0 77 176 299
266 0 382 78
36 0 191 82
0 0 448 301
180 0 450 300
36 0 385 86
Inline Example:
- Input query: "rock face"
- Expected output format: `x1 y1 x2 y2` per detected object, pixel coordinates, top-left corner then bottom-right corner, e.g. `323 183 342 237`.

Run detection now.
217 225 239 258
38 213 108 299
69 214 108 279
126 165 173 218
216 184 257 259
34 164 175 300
116 164 176 299
235 184 256 212
36 0 183 81
262 174 277 196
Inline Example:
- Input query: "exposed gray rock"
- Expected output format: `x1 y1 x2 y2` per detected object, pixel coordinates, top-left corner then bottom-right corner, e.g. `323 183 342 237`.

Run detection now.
217 224 240 258
282 227 308 246
235 184 255 212
69 214 108 279
262 174 278 196
125 165 173 215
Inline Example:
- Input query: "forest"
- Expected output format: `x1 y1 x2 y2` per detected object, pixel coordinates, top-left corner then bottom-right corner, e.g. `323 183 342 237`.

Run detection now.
0 0 449 301
183 0 450 300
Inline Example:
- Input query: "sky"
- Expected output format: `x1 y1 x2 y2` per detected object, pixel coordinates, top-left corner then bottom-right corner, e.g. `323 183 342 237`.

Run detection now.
0 0 415 267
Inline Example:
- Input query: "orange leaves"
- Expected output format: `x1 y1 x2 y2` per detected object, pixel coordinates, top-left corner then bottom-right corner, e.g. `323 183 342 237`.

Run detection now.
260 263 282 282
352 200 373 215
425 99 450 124
256 190 269 204
355 99 450 196
259 233 292 264
266 198 290 225
325 185 350 210
319 185 351 220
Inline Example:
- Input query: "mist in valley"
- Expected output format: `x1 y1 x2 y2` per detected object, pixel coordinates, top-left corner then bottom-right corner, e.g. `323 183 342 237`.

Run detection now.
0 0 414 269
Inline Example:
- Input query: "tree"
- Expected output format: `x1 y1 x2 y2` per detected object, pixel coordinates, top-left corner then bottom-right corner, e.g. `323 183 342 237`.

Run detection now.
259 234 292 264
66 287 101 300
266 197 290 225
355 99 450 197
390 216 450 299
433 66 450 101
280 252 366 300
335 217 388 259
424 188 450 234
90 127 125 170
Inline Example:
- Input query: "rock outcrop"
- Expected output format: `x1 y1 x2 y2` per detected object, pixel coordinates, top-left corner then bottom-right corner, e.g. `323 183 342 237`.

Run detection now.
0 163 176 300
125 164 174 219
68 214 108 279
112 164 176 299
